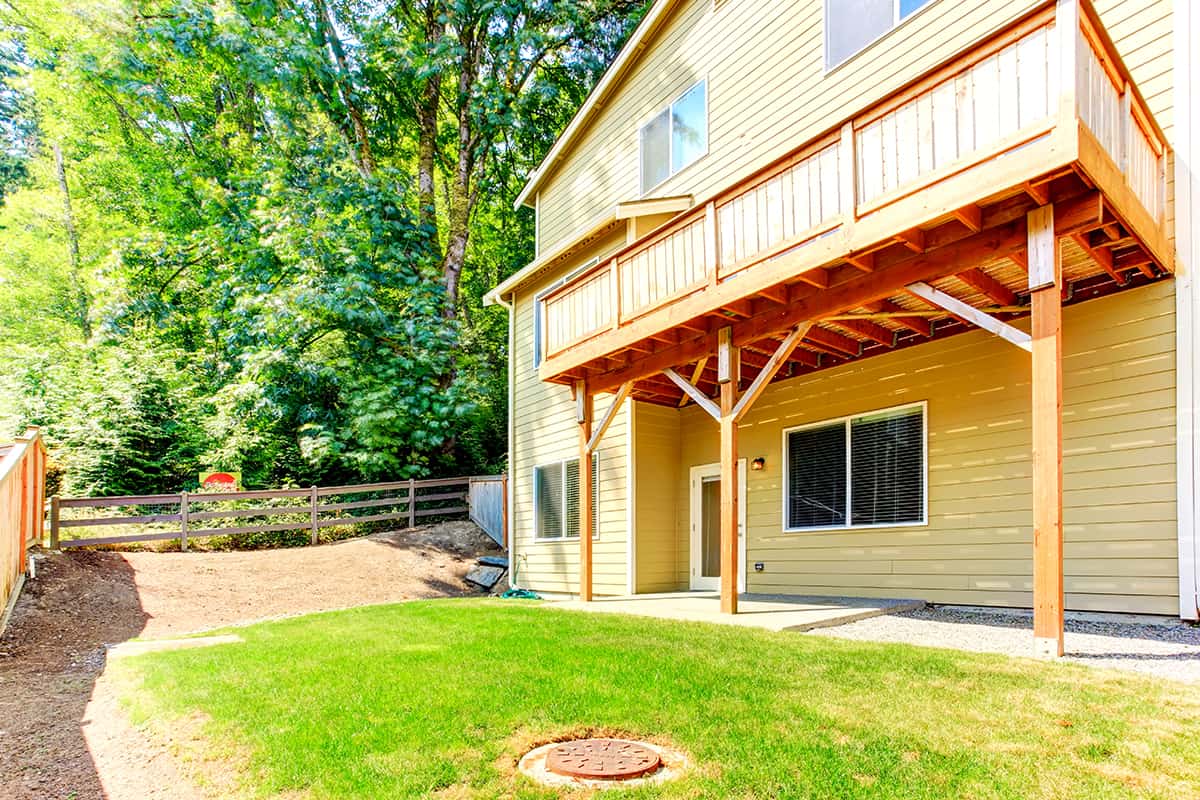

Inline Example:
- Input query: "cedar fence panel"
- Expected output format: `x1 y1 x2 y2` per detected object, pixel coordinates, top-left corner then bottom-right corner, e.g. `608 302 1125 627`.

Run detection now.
1 428 47 619
49 475 507 550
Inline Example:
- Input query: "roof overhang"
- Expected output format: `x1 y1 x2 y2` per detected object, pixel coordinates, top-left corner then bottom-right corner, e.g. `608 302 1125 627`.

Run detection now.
512 0 684 210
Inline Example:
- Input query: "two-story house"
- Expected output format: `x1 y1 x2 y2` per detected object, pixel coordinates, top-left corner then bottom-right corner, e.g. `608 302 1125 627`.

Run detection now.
485 0 1198 656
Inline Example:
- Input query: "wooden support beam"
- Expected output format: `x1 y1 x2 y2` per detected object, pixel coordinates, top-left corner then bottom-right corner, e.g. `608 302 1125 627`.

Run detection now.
577 386 594 603
732 323 811 421
1007 249 1029 273
952 204 983 232
805 325 862 357
864 300 932 337
957 268 1018 306
719 378 739 615
587 382 632 453
896 227 926 253
717 327 739 384
907 282 1032 351
830 317 897 347
1024 179 1051 206
846 251 876 272
678 357 708 407
1028 203 1064 658
1071 232 1123 285
663 368 721 421
795 268 830 288
758 285 789 305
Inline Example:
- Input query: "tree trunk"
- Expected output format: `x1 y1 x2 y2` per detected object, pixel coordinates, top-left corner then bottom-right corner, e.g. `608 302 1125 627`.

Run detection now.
53 143 91 340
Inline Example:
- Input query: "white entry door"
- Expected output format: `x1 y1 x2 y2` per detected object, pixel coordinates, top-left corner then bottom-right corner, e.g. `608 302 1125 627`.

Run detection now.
689 460 747 592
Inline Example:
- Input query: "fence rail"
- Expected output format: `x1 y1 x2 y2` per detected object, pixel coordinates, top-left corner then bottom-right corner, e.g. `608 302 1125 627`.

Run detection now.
50 475 507 551
1 427 46 618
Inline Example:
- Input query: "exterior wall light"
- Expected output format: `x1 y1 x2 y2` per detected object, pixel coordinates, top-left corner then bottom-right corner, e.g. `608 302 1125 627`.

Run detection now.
751 457 766 471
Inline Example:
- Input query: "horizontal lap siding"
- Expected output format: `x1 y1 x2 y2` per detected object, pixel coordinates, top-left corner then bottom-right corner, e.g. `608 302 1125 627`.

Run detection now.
536 0 1172 258
673 283 1177 615
536 0 1038 253
633 402 683 592
512 242 632 596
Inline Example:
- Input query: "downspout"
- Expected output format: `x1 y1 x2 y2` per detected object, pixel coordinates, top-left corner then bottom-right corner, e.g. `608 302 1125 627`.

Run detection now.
1175 0 1200 621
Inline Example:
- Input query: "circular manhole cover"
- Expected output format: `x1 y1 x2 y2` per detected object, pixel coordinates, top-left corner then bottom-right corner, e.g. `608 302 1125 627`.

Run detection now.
545 738 663 781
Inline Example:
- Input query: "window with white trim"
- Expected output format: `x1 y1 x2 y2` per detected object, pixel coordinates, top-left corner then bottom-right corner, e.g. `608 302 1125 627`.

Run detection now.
534 455 599 539
640 79 708 194
825 0 934 69
784 403 926 531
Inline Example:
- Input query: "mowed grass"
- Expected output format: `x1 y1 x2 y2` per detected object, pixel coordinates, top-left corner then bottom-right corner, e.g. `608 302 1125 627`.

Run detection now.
114 599 1200 799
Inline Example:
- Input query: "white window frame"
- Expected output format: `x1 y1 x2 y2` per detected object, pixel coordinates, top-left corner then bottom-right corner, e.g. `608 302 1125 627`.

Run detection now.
823 0 938 72
532 257 599 369
780 400 928 533
532 454 600 542
638 78 709 196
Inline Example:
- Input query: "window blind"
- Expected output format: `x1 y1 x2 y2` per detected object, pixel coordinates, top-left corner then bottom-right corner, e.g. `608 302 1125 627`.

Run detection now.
850 407 923 525
785 404 924 530
564 455 600 539
786 421 847 529
535 456 599 539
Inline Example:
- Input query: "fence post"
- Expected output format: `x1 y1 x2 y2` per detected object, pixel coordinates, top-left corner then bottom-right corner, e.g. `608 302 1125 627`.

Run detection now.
407 478 416 528
49 495 60 549
179 491 189 552
501 475 509 550
310 486 319 545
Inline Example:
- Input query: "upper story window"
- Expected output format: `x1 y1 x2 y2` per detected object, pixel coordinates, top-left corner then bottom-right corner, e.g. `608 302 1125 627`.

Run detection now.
639 79 708 194
825 0 934 69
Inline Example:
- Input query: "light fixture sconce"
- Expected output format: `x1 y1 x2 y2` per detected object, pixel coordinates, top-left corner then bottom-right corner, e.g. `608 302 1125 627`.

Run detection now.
751 457 766 471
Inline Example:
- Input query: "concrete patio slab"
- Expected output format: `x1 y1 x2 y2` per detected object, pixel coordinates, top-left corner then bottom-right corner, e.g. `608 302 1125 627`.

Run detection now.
548 592 923 632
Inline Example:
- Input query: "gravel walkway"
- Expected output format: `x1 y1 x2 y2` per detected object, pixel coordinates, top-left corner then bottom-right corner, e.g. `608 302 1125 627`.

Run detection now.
811 605 1200 683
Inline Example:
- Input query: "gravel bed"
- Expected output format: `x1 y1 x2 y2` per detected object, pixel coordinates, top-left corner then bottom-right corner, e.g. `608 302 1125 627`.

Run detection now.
811 605 1200 683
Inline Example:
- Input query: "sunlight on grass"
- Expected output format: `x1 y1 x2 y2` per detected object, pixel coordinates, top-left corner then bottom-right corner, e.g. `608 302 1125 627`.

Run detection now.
114 599 1200 799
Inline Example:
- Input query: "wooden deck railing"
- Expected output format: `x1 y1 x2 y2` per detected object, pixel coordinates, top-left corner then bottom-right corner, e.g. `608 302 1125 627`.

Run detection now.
540 1 1168 367
1 428 47 616
49 475 507 550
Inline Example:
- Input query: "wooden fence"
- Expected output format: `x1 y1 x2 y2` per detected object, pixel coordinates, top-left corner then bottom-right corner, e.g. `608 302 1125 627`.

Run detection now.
49 475 507 551
468 475 507 547
1 427 47 617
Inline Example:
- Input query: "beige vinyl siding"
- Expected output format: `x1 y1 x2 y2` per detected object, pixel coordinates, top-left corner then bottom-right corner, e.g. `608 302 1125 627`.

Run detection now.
632 401 682 592
536 0 1042 253
671 282 1177 615
511 239 631 596
535 0 1173 257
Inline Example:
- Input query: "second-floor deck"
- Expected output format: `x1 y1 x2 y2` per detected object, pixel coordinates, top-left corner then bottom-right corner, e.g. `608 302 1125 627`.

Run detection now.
536 0 1171 403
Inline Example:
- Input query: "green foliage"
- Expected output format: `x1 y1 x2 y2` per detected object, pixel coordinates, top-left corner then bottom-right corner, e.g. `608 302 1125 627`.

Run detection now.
0 0 647 495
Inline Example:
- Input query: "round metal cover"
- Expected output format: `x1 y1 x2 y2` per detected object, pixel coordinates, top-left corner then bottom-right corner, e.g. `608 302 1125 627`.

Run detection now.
544 738 663 781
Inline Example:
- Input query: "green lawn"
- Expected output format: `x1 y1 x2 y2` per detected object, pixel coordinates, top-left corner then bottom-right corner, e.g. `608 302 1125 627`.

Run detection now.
114 599 1200 799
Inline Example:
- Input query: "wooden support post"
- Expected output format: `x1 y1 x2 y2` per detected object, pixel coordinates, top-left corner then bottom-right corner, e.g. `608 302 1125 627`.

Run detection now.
578 382 594 602
310 486 319 545
407 477 416 528
719 381 739 615
717 327 740 615
1029 209 1065 658
179 491 189 553
50 495 60 549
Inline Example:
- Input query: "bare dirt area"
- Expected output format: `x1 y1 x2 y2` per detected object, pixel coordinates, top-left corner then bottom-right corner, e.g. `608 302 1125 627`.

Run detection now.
0 522 501 800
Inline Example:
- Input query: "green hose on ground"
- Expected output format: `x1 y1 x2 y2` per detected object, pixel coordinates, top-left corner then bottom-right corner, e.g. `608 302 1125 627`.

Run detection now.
500 553 540 600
